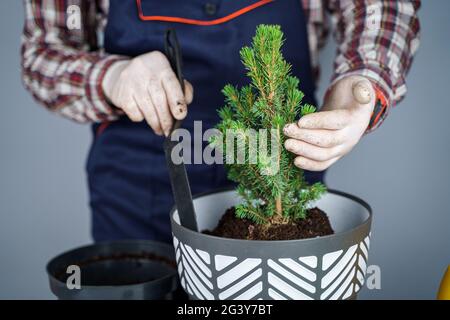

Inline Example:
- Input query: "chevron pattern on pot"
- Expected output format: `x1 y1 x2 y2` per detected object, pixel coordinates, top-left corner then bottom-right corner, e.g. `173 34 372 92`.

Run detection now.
267 257 317 300
216 256 263 300
356 235 370 292
173 236 214 300
320 235 371 300
172 235 370 300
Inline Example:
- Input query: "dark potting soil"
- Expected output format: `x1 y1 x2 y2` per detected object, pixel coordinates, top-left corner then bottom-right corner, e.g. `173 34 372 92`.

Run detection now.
55 252 176 286
72 252 177 269
204 207 334 240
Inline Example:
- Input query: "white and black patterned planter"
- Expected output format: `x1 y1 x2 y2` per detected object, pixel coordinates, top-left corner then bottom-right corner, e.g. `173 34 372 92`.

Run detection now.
170 188 372 300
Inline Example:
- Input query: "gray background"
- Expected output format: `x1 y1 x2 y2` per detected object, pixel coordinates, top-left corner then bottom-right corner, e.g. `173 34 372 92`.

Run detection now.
0 1 448 299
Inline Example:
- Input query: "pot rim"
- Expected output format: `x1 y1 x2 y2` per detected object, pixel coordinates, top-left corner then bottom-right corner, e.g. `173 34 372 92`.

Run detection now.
46 240 178 290
170 187 372 244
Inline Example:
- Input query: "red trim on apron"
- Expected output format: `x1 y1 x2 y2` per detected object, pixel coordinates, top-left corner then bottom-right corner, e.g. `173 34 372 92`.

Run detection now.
96 121 111 137
136 0 274 25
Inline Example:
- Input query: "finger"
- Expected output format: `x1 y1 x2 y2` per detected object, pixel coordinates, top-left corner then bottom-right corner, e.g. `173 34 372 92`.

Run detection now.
132 88 163 136
184 80 194 105
122 97 144 122
161 71 187 120
283 124 345 148
294 156 340 172
284 139 343 162
148 80 173 136
298 109 352 130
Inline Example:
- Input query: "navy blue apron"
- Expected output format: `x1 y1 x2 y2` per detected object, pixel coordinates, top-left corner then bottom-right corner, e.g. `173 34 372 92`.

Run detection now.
87 0 324 243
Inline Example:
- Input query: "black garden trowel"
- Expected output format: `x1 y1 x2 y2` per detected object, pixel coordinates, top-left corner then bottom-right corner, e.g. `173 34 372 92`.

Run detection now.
162 29 198 232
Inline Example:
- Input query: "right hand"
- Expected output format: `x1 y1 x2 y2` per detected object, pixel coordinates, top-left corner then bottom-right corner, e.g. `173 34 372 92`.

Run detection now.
102 51 194 136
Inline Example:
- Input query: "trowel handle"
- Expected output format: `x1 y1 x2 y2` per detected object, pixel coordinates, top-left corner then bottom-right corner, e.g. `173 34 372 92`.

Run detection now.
163 29 198 233
165 29 185 133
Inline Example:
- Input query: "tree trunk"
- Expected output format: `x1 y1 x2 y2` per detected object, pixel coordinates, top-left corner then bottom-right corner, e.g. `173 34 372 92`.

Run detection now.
275 196 282 216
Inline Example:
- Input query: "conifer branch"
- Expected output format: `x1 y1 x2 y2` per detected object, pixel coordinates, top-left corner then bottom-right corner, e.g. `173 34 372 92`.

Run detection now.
214 25 326 225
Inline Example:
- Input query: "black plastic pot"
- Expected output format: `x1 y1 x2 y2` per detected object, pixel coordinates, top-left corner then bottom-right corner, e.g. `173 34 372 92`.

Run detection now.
47 240 179 300
171 188 372 300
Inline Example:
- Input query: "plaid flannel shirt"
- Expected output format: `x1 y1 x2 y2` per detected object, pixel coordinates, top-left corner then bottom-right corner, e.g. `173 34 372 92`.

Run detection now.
21 0 421 131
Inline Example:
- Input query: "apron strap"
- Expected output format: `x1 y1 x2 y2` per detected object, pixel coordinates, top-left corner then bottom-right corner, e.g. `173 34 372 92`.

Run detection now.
82 0 99 51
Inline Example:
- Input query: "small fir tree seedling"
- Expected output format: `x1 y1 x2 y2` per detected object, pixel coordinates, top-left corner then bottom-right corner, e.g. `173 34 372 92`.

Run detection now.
212 25 326 225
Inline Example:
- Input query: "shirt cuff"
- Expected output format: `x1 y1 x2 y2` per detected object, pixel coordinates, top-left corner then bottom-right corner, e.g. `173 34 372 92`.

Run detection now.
367 83 388 132
85 54 128 122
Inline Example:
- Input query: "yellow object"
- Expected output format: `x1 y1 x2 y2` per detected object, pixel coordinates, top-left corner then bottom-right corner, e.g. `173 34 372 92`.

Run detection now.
437 266 450 300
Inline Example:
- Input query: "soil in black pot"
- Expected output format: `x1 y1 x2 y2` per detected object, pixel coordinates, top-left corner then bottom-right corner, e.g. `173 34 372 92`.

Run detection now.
204 207 334 240
56 252 176 286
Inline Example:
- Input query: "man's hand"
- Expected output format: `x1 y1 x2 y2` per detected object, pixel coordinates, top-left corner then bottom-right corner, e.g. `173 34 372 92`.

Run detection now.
102 51 194 136
283 76 376 171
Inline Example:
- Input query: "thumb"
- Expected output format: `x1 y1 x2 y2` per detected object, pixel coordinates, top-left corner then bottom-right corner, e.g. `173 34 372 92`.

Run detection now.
352 79 374 105
184 80 194 105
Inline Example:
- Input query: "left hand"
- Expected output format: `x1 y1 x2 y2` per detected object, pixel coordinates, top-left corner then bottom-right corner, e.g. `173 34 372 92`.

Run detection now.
283 75 376 171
